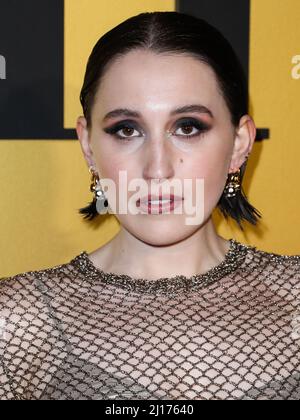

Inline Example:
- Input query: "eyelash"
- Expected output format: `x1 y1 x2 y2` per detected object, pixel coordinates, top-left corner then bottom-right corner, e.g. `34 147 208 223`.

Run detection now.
103 118 211 142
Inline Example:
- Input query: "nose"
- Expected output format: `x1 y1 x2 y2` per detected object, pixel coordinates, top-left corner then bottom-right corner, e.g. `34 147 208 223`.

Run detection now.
142 134 175 182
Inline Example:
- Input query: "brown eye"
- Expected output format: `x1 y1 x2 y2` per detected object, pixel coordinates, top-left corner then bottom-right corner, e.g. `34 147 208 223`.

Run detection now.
121 127 135 136
103 120 143 141
117 126 141 139
181 124 195 135
173 118 210 139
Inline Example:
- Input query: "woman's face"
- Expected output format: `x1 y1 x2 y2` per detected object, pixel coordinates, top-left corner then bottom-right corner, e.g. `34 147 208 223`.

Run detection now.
78 49 254 245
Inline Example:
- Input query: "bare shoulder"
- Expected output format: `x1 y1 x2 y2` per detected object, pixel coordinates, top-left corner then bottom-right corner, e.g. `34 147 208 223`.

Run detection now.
0 257 77 317
249 243 300 267
0 263 62 294
0 260 76 399
247 245 300 297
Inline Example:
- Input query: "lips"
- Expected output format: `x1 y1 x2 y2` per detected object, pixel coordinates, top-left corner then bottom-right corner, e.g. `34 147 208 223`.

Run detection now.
136 194 183 214
137 194 182 204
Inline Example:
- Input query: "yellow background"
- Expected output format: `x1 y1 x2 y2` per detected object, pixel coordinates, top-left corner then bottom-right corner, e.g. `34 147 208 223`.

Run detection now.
0 0 299 277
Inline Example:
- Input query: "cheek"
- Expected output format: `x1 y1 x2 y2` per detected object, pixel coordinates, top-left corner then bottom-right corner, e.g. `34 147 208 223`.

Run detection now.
93 152 138 208
91 141 129 180
187 144 229 184
185 146 231 210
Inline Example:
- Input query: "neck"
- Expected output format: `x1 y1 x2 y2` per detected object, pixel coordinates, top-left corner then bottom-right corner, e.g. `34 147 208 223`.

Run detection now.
89 217 231 281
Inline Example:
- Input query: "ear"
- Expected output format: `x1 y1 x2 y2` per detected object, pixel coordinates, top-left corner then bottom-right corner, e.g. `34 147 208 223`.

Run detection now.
76 116 97 170
229 114 256 173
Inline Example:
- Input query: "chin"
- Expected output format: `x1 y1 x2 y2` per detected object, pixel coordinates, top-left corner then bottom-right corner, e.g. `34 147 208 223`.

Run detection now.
127 218 201 247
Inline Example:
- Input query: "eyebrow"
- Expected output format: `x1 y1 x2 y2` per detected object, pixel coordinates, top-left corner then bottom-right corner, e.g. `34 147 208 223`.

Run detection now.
102 104 214 122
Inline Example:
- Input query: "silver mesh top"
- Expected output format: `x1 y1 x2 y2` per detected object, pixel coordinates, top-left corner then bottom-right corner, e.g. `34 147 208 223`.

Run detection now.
0 238 299 400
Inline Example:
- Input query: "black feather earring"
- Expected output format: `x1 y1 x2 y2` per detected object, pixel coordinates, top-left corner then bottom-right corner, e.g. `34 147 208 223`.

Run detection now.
78 167 109 220
218 158 262 231
224 169 241 198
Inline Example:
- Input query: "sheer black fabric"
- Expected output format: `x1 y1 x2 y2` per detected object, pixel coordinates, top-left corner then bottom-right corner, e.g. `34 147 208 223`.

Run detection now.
0 239 299 400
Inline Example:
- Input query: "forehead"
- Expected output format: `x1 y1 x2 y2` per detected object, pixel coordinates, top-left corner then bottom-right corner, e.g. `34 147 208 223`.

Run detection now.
94 49 226 117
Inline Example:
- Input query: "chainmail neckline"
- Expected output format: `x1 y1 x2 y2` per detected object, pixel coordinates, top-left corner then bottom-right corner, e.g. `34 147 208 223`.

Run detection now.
71 239 254 294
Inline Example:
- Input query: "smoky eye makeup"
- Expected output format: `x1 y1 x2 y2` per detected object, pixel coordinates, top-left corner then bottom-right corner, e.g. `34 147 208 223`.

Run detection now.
102 117 212 141
102 119 142 140
173 117 211 138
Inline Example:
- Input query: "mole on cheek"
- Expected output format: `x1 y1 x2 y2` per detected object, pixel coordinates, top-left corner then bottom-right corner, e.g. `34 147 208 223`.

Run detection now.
180 158 184 163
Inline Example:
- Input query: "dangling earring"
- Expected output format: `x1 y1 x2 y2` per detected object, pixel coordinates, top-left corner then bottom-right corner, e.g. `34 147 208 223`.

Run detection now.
224 168 241 198
89 166 109 214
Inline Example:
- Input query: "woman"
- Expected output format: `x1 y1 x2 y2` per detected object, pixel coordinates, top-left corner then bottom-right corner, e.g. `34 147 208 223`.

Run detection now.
0 11 299 400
